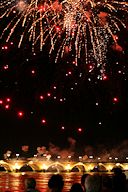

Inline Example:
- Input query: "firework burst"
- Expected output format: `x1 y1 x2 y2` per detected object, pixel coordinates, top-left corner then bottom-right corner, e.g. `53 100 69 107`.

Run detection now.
0 0 128 73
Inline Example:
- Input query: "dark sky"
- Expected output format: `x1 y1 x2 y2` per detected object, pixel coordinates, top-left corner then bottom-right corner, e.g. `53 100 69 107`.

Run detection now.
0 44 128 155
0 0 128 158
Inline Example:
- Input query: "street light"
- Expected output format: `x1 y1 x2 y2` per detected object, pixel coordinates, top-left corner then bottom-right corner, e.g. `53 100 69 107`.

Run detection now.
16 154 19 159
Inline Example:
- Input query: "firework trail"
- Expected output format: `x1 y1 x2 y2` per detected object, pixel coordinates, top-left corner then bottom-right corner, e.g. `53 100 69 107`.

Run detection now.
0 0 128 72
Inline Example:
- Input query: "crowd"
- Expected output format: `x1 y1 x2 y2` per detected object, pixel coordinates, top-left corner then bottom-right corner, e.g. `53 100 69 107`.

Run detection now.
13 167 128 192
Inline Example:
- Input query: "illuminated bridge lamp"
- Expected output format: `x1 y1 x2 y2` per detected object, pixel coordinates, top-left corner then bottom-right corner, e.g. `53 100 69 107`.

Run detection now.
79 156 82 161
13 163 20 171
7 153 11 159
124 164 128 170
42 164 48 171
16 154 19 159
46 154 51 160
29 161 33 165
34 154 37 158
106 165 113 172
87 165 93 172
65 164 71 172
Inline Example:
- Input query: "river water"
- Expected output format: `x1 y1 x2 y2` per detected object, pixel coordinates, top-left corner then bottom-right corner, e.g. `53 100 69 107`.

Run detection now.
0 171 128 192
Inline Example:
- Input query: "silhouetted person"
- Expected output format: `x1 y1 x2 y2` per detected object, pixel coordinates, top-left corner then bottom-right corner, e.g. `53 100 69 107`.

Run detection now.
70 183 84 192
48 174 64 192
101 175 113 192
126 179 128 192
85 174 102 192
112 167 127 192
25 177 40 192
81 173 90 192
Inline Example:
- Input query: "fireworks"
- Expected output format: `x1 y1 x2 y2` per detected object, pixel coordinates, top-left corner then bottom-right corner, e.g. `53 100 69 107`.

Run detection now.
0 0 128 71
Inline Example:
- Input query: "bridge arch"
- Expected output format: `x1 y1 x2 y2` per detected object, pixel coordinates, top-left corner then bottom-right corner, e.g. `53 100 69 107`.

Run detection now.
47 162 65 172
111 163 124 172
93 163 107 172
19 164 34 172
0 161 11 171
71 162 86 172
27 161 40 171
0 164 11 171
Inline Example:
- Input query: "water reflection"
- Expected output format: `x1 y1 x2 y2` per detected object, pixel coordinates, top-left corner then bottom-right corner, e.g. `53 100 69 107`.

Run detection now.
0 171 127 192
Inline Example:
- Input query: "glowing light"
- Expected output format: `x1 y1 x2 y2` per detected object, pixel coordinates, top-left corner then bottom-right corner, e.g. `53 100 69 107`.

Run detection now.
68 71 72 75
107 165 113 171
18 111 24 117
113 97 119 102
55 26 61 32
103 75 108 80
65 163 71 171
16 154 19 158
42 164 48 170
38 5 45 12
31 70 35 74
47 93 51 97
4 46 8 50
78 128 82 132
42 119 46 124
61 126 65 130
13 163 21 171
3 65 9 70
5 105 9 109
89 156 93 159
40 95 44 100
6 98 11 102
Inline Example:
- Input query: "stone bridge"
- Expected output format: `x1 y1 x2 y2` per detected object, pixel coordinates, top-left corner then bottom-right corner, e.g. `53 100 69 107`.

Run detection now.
0 159 128 172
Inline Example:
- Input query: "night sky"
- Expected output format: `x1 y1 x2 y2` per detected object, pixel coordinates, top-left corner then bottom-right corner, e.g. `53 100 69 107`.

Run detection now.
0 0 128 158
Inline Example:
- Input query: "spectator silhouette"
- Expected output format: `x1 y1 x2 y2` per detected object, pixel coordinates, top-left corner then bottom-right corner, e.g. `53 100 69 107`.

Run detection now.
85 174 102 192
81 173 90 192
25 177 40 192
48 174 64 192
112 167 127 192
101 175 113 192
70 183 84 192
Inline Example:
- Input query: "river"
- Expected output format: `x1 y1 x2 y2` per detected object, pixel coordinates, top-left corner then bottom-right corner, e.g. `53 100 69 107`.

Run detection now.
0 171 128 192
